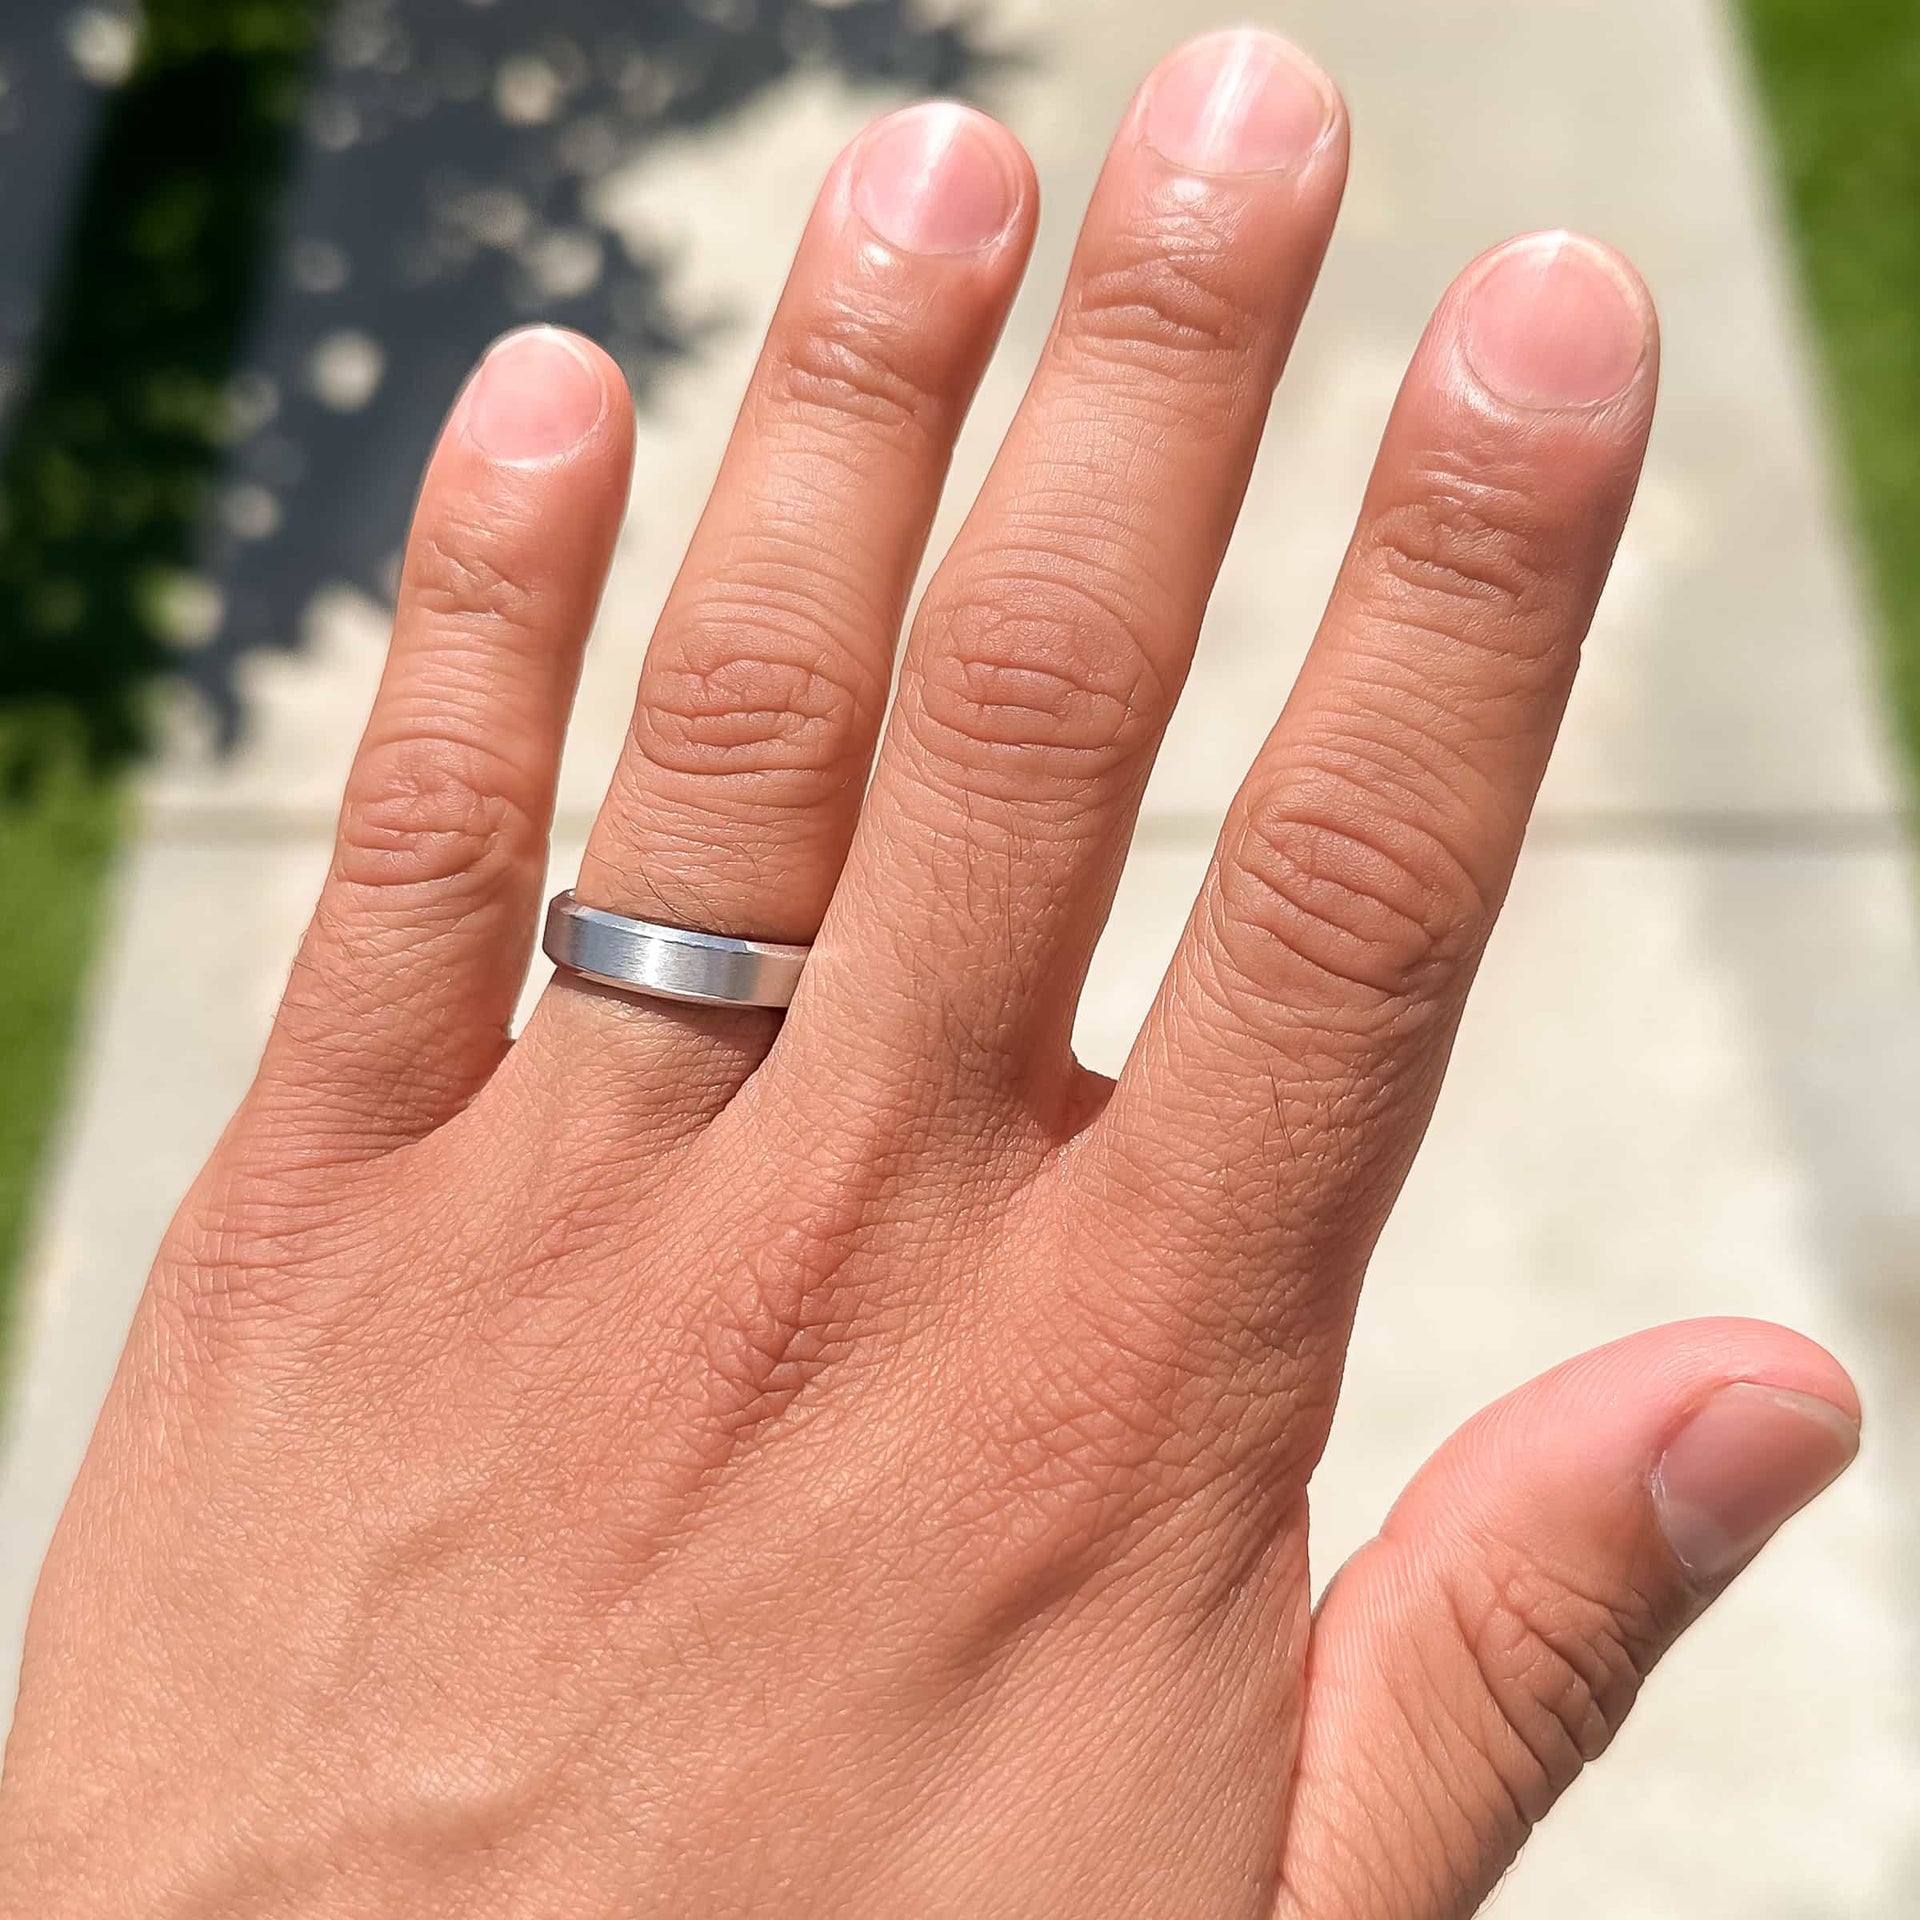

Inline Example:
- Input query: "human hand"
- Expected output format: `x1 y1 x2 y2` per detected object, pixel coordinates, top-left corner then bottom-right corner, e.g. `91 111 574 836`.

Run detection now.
0 29 1860 1918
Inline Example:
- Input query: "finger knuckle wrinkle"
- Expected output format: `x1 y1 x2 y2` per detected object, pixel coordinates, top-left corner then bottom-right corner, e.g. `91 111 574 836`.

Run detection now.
336 733 539 894
1219 783 1481 1007
411 528 544 632
1363 471 1558 640
767 308 942 439
639 617 873 787
1067 239 1262 384
915 572 1163 777
1447 1551 1657 1814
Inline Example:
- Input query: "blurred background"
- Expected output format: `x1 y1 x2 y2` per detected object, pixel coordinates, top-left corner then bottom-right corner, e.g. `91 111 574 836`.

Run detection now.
1 0 1917 1910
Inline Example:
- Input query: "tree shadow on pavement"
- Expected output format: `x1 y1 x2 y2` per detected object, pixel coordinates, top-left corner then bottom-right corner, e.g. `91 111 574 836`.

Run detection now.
0 0 997 769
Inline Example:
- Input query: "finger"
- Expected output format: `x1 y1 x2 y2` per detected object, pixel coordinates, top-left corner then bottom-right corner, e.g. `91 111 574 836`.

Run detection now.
779 30 1349 1122
517 103 1035 1108
249 328 633 1158
1086 234 1658 1345
1276 1321 1860 1920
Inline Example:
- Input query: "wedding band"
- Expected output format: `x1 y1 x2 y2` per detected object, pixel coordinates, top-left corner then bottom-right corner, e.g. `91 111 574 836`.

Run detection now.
542 892 810 1010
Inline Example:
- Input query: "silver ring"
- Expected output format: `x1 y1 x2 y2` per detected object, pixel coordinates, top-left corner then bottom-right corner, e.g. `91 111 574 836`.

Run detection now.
542 891 809 1010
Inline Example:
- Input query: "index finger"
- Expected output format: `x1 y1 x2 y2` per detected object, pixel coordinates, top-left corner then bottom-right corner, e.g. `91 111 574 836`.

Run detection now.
1079 232 1659 1378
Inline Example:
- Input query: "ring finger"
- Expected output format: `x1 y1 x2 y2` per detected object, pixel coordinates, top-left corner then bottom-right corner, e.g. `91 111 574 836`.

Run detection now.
515 102 1036 1116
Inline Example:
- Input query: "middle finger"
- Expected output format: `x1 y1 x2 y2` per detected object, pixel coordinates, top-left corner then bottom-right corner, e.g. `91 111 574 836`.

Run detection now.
781 30 1348 1125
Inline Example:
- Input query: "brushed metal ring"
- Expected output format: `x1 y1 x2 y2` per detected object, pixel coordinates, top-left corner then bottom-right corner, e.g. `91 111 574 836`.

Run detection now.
542 891 809 1010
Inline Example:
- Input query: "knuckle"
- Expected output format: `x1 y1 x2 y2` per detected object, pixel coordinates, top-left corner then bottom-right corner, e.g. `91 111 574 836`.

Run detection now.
764 303 945 442
636 602 879 793
409 524 545 634
910 561 1168 792
1064 228 1265 403
944 1310 1310 1626
1360 464 1565 657
335 731 541 897
153 1164 389 1371
1445 1544 1664 1816
1214 763 1486 1012
690 1215 864 1452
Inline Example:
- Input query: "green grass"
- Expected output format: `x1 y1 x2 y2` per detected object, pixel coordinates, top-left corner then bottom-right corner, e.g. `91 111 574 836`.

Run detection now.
0 724 121 1374
1739 0 1920 784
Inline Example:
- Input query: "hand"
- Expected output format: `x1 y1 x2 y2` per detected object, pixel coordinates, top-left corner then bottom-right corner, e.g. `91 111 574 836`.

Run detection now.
0 29 1860 1918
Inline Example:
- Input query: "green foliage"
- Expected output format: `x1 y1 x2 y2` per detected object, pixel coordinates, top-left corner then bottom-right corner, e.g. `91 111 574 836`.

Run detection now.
1740 0 1920 786
0 0 328 772
0 717 121 1373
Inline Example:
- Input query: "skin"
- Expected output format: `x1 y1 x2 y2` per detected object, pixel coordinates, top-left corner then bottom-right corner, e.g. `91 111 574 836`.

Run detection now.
0 31 1862 1919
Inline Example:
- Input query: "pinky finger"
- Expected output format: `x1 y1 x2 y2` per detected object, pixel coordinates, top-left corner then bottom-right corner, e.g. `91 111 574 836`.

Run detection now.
1277 1320 1859 1920
248 327 634 1160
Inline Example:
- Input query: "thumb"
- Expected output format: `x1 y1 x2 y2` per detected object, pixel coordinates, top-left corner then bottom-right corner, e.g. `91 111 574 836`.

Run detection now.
1276 1319 1860 1920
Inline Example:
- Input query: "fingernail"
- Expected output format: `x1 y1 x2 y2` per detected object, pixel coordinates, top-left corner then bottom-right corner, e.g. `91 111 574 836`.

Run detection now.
1653 1383 1859 1588
850 102 1019 255
460 327 606 463
1139 29 1334 175
1460 232 1649 409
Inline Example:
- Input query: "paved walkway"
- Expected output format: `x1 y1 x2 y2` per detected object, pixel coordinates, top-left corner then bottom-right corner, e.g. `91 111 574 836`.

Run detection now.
6 2 1920 1910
